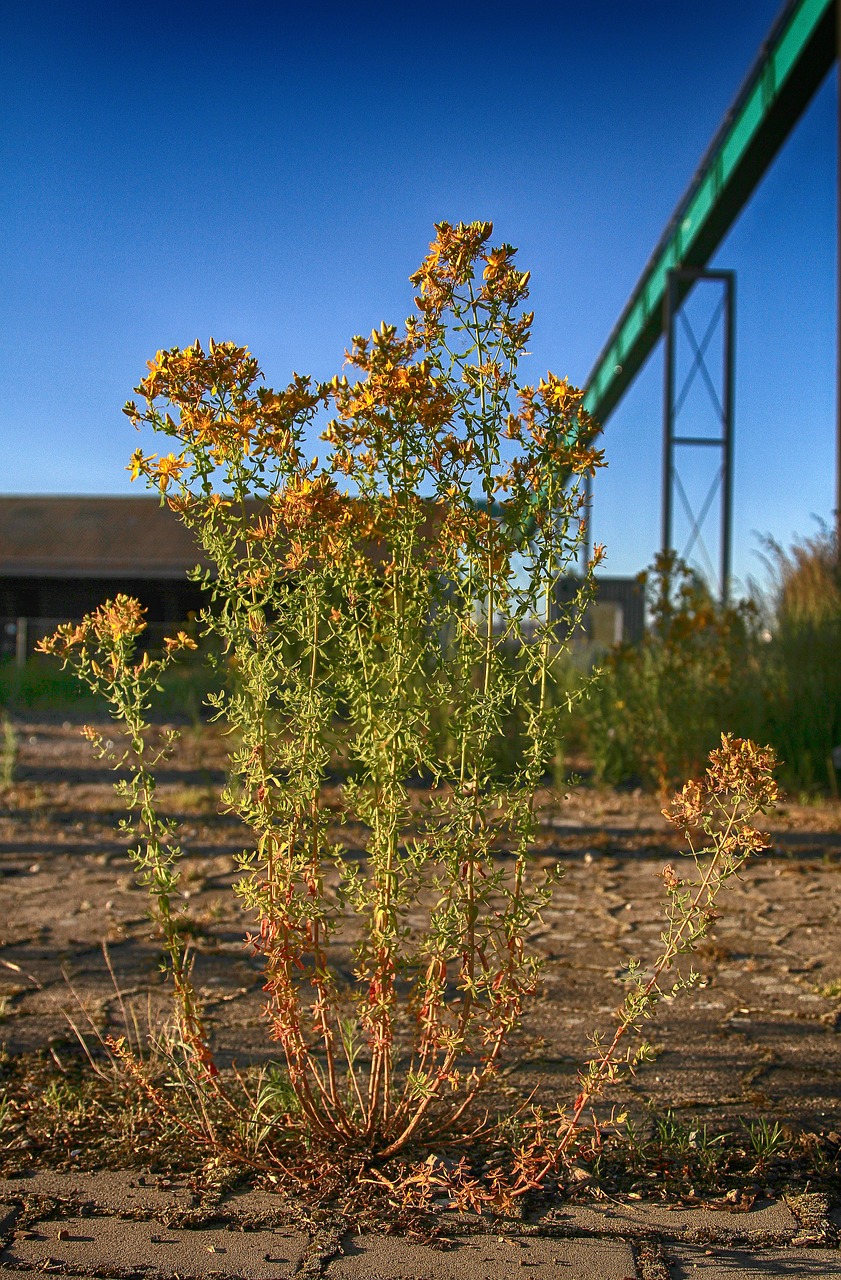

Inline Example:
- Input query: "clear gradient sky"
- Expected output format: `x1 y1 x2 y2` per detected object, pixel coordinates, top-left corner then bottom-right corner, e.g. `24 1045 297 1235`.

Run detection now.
0 1 835 593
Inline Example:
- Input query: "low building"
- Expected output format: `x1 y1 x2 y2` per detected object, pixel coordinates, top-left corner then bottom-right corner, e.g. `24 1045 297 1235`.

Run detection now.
0 496 208 659
0 496 646 660
554 574 645 648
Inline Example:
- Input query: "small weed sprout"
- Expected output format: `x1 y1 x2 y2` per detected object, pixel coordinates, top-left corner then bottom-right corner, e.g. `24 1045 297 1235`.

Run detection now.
37 606 214 1077
746 1116 786 1170
491 735 778 1200
564 736 778 1154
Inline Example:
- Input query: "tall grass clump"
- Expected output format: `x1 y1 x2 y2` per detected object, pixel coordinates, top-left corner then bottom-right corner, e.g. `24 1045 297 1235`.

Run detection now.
0 711 16 787
757 523 841 793
584 553 761 792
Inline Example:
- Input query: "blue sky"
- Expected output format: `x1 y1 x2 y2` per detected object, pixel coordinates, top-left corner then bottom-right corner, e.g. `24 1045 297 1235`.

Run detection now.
0 0 835 592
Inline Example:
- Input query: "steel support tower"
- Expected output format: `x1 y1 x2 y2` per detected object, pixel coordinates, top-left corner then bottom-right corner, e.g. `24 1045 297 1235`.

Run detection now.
662 269 735 601
581 0 837 565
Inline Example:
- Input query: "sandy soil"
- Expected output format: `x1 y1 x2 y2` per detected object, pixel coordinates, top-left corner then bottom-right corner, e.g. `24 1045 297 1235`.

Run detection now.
1 717 839 1137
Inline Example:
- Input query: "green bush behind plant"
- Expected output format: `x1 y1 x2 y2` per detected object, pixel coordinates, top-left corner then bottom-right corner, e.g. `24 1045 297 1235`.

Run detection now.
581 530 841 796
0 655 99 711
582 553 762 792
0 653 218 721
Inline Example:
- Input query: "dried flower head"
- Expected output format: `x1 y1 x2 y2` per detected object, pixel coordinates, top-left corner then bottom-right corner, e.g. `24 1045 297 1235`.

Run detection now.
706 733 778 809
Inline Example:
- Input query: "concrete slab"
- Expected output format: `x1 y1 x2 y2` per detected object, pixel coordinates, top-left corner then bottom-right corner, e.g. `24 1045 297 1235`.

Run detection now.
666 1244 841 1276
0 1170 301 1227
540 1199 798 1245
0 1170 828 1280
325 1233 637 1279
0 1169 198 1215
2 1212 309 1278
216 1186 300 1224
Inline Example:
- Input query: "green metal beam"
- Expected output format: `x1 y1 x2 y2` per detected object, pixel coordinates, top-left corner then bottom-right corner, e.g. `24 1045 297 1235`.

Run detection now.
584 0 836 427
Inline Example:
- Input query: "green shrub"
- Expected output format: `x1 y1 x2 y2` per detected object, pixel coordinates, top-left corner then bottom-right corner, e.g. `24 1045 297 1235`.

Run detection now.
0 656 104 711
584 553 762 792
0 648 218 720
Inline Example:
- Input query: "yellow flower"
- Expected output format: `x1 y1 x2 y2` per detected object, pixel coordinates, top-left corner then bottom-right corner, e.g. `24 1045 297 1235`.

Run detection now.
164 631 198 653
93 596 147 643
127 448 153 482
155 453 187 492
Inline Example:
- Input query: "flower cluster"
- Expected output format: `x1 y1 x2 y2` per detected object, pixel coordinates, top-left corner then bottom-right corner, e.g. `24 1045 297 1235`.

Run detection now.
322 324 457 481
37 594 147 657
706 733 778 807
409 220 531 342
662 733 778 832
124 339 322 486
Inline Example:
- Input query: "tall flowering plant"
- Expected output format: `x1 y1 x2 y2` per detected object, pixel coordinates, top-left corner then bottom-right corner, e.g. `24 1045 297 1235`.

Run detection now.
46 223 603 1159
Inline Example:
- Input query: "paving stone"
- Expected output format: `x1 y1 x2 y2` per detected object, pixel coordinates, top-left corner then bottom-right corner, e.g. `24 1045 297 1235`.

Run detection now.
216 1186 300 1224
540 1198 798 1244
325 1232 637 1279
0 1171 303 1225
0 1169 198 1215
2 1213 309 1278
665 1244 841 1276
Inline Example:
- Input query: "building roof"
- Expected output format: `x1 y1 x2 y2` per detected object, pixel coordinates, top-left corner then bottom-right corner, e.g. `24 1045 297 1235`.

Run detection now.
0 496 209 579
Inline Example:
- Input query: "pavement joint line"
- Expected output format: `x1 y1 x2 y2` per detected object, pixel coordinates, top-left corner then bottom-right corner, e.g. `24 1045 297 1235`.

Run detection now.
632 1240 671 1280
293 1225 344 1277
0 1185 818 1247
784 1189 839 1247
0 1200 19 1258
1 1175 840 1280
0 1195 306 1234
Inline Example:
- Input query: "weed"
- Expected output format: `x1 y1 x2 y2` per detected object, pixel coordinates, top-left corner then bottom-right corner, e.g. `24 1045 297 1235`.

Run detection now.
746 1116 787 1169
246 1064 301 1153
39 612 214 1077
38 224 780 1210
640 1111 729 1186
570 738 777 1128
480 735 779 1204
652 1109 694 1158
43 221 603 1170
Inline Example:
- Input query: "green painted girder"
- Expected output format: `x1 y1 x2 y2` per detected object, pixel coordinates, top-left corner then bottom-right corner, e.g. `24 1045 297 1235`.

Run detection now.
584 0 836 428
